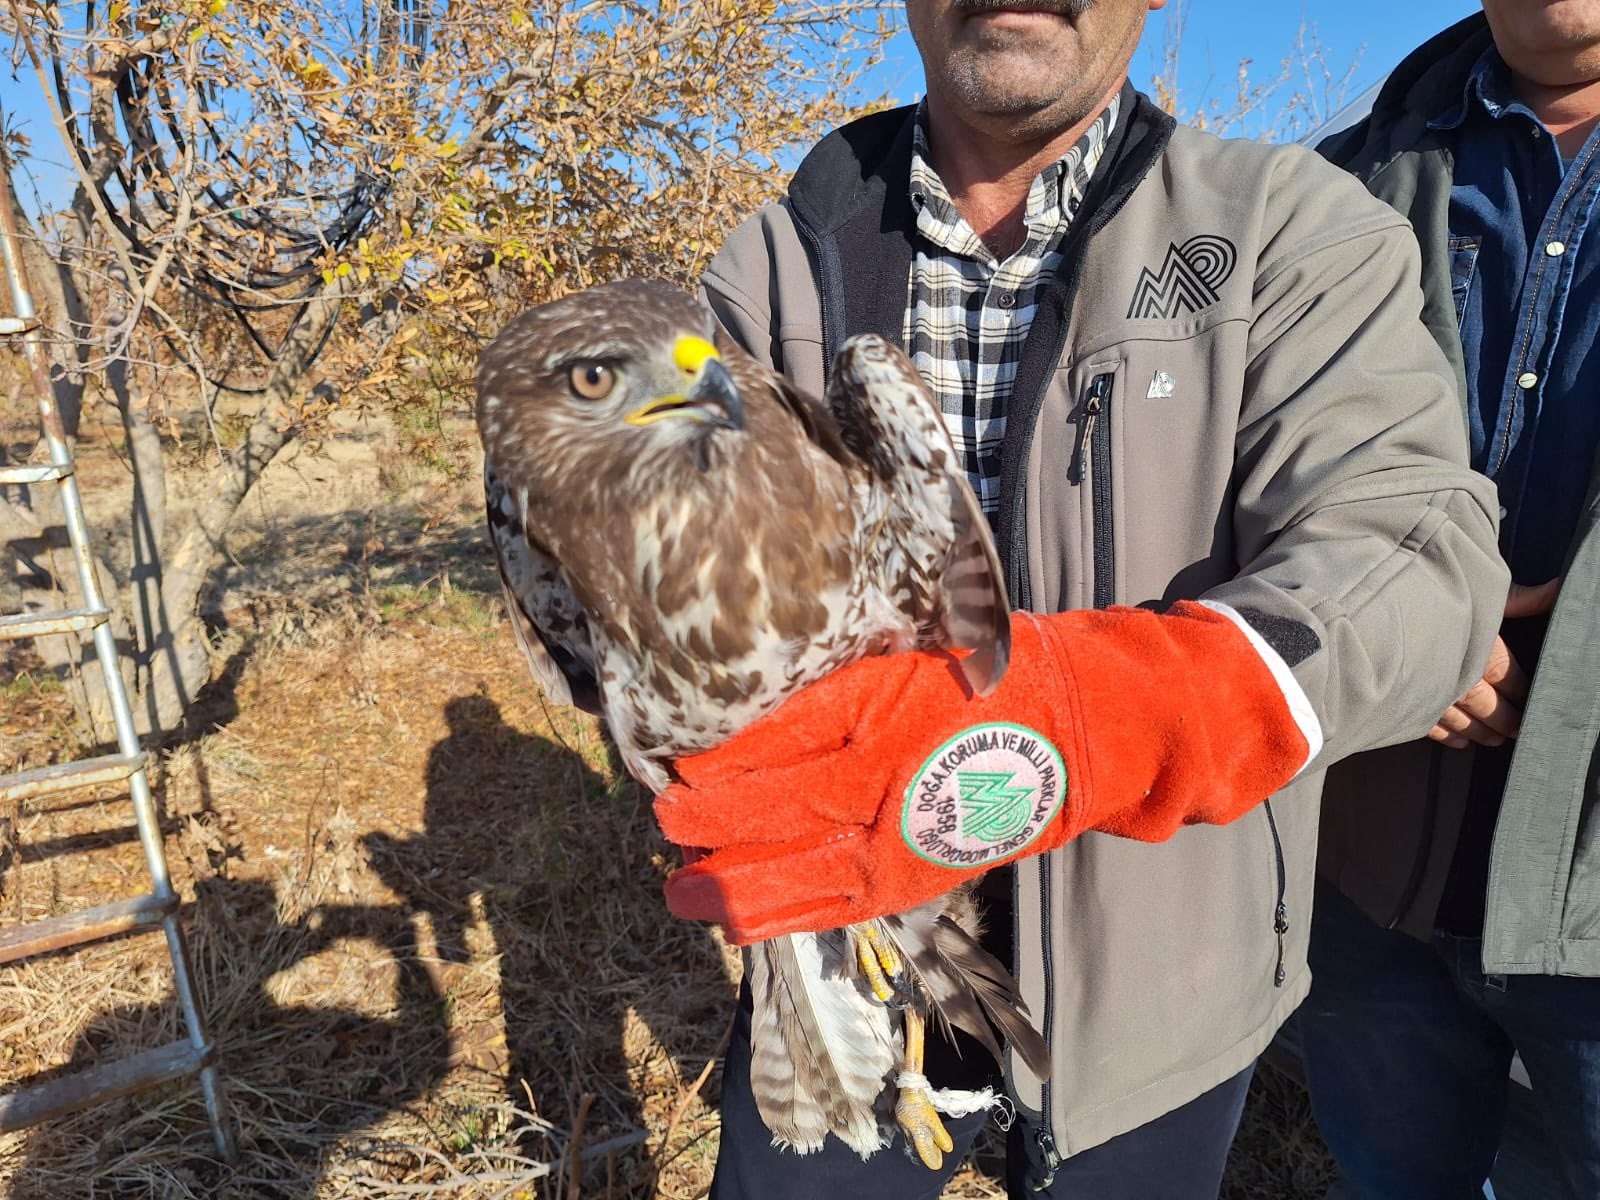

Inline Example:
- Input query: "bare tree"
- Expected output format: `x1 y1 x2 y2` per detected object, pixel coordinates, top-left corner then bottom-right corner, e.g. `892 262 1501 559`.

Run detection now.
1149 0 1362 142
1 0 888 736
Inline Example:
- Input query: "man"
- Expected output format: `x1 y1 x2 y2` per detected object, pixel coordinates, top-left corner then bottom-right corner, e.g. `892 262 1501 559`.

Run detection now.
1306 6 1600 1198
656 1 1507 1195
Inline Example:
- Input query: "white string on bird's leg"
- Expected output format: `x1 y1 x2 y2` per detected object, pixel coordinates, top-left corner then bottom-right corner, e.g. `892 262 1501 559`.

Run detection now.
895 1070 1015 1125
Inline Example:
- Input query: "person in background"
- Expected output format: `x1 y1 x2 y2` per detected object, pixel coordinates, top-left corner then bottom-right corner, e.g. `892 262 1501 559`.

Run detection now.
1309 5 1600 1198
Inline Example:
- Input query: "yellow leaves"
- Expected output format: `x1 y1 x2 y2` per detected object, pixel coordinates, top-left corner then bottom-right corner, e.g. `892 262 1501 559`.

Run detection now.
31 0 892 452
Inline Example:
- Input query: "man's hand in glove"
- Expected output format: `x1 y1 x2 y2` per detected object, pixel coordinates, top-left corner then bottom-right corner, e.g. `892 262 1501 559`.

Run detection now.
654 601 1320 945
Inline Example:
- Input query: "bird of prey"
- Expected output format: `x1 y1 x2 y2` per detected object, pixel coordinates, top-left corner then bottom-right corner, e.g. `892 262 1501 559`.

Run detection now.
475 278 1049 1168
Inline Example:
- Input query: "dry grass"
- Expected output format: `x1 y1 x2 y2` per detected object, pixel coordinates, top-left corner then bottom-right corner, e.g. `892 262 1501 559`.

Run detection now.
3 598 743 1198
0 432 1336 1198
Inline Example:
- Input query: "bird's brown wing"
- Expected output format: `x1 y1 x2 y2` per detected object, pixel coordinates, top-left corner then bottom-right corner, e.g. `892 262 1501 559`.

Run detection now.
485 460 602 714
826 334 1012 694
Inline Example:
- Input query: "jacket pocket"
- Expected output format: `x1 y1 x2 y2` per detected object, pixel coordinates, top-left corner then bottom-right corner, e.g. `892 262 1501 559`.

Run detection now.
1447 236 1480 327
1069 369 1117 611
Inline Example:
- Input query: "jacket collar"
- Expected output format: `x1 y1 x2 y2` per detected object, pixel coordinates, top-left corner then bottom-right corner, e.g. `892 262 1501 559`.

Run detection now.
1363 13 1494 143
780 84 1174 596
1429 44 1523 133
786 81 1164 242
782 82 1172 352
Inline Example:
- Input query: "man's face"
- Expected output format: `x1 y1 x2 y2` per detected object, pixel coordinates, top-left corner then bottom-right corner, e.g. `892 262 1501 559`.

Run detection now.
906 0 1163 138
1482 0 1600 85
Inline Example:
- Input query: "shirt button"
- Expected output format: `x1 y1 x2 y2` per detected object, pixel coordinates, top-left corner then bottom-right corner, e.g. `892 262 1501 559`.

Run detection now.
1546 240 1567 256
1498 505 1509 520
997 292 1016 309
1517 371 1539 389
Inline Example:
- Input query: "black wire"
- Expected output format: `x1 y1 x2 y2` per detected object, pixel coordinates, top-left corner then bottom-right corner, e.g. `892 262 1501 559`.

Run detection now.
44 0 430 391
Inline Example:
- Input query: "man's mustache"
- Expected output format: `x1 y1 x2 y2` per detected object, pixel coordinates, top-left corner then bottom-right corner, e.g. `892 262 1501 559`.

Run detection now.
954 0 1094 15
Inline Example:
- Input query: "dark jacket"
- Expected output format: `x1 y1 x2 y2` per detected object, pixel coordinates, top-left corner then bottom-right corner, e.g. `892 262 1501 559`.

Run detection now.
705 86 1506 1151
1319 13 1600 976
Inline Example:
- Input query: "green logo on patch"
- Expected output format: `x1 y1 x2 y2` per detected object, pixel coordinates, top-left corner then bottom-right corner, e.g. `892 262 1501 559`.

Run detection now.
956 771 1035 844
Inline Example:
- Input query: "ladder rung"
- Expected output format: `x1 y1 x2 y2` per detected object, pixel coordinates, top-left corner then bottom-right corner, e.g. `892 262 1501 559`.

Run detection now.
0 463 70 485
0 892 178 965
0 1038 213 1131
0 608 111 641
0 752 146 805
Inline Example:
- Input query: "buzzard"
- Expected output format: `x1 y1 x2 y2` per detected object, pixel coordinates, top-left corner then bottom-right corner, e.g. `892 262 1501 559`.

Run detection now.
475 279 1048 1168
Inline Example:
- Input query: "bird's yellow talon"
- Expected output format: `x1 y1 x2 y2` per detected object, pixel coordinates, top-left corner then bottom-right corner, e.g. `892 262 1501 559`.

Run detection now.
896 1085 952 1169
854 925 904 1004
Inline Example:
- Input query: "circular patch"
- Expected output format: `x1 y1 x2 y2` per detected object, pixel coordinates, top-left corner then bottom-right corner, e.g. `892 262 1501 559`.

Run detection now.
901 722 1067 868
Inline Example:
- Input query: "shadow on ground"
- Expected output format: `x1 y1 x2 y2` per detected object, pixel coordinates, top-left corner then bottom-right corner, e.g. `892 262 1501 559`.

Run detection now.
7 676 731 1198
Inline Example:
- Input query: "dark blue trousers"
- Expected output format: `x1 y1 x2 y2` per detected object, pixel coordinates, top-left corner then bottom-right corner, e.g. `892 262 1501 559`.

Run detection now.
710 983 1254 1199
1300 881 1600 1200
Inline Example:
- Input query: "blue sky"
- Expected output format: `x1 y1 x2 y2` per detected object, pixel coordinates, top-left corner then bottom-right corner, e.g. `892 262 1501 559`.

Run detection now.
865 1 1478 134
3 1 1479 215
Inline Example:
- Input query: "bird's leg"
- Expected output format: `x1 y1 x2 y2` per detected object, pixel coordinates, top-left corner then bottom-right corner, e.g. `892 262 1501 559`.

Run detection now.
853 922 910 1007
895 1004 954 1170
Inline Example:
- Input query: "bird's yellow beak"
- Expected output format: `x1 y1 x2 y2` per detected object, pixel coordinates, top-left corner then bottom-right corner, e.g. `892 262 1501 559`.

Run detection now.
625 335 743 430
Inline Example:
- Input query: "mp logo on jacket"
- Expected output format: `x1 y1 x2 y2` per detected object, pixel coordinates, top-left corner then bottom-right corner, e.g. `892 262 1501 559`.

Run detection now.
1127 234 1238 320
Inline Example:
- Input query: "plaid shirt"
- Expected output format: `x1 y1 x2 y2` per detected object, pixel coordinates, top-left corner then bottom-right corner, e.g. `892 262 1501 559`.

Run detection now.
906 95 1120 515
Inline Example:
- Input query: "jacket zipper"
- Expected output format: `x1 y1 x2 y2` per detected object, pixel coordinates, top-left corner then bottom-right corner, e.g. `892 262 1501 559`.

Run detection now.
1264 799 1289 987
1067 372 1110 482
1079 372 1117 610
1031 371 1118 1186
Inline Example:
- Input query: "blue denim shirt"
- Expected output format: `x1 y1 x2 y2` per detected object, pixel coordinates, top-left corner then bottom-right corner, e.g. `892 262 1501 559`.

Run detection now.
1432 49 1600 592
1431 48 1600 934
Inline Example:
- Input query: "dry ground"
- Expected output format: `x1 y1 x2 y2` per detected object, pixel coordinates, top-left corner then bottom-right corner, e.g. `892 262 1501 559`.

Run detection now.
0 416 1337 1199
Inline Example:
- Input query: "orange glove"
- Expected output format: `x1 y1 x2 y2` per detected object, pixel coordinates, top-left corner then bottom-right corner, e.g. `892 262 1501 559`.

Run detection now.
655 601 1319 944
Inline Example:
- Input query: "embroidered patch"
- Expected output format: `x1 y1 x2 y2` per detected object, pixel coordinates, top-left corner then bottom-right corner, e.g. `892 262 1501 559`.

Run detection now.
901 723 1067 867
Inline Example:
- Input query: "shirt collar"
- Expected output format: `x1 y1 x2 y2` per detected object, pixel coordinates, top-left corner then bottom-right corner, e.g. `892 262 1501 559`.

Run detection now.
1430 45 1537 131
908 94 1120 258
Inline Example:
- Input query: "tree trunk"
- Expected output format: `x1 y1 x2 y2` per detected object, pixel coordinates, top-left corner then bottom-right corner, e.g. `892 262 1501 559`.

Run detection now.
133 288 348 734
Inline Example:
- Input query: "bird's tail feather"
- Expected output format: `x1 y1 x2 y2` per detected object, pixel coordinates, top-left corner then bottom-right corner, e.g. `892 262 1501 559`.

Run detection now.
882 901 1052 1083
747 932 898 1158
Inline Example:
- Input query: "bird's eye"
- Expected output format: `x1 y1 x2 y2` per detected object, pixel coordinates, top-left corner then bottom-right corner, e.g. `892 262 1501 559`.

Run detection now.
568 361 616 401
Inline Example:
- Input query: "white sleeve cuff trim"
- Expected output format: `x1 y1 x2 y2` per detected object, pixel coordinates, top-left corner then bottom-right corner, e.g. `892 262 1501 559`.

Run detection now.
1196 600 1323 779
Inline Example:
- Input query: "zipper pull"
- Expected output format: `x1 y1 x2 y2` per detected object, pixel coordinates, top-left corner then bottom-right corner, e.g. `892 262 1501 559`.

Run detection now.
1068 373 1111 484
1032 1127 1062 1191
1273 901 1289 988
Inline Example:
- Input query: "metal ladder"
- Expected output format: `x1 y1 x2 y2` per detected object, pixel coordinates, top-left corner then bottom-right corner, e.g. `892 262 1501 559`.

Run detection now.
0 163 233 1156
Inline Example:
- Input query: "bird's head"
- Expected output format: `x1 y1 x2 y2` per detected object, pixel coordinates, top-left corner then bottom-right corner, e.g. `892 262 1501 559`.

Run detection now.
476 280 748 508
